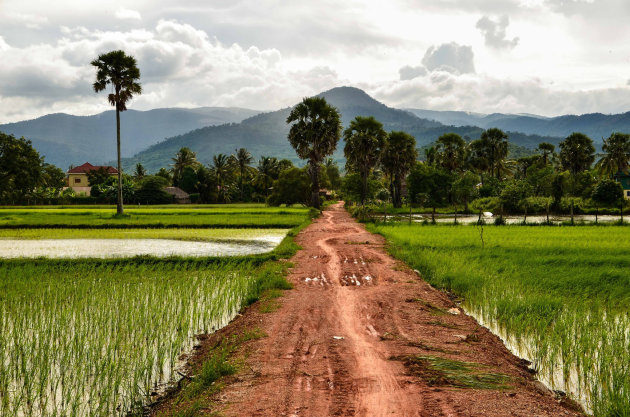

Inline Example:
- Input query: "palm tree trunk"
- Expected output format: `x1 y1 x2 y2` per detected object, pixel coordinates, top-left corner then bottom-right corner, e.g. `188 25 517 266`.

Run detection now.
546 202 550 224
595 206 598 224
361 169 368 205
116 105 124 215
240 166 244 202
310 162 320 209
394 175 402 208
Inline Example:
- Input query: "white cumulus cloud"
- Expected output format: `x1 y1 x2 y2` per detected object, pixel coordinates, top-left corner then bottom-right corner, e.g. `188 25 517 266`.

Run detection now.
115 8 142 20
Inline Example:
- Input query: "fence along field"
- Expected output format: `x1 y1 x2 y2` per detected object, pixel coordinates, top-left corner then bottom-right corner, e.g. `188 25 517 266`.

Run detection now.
0 206 310 416
367 223 630 415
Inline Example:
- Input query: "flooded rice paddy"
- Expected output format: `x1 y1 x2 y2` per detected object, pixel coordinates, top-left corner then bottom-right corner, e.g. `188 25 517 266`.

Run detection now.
0 229 288 258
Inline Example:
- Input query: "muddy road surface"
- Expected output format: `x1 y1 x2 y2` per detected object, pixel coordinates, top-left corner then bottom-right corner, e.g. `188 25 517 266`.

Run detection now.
159 202 583 417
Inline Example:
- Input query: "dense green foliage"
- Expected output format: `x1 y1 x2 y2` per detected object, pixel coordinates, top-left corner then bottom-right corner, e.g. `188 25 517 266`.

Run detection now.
368 223 630 414
345 127 629 219
0 132 66 204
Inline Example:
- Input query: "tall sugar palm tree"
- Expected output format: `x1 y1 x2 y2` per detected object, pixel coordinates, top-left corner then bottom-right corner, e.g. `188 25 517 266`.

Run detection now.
480 128 509 179
435 133 466 172
91 50 141 215
344 116 387 205
596 132 630 176
537 142 555 166
234 148 253 201
381 131 417 208
287 97 341 208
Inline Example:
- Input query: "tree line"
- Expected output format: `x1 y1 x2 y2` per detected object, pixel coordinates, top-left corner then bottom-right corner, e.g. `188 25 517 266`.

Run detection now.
2 46 629 215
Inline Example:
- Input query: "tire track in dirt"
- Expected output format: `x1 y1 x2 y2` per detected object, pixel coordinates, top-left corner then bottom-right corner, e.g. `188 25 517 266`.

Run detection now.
192 202 584 417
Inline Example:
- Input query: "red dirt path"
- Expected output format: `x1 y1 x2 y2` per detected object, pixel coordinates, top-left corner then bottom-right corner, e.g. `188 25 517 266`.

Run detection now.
158 202 584 416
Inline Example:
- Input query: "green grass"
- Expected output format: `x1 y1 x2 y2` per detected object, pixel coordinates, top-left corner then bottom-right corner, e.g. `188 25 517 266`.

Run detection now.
391 355 512 390
0 206 312 228
368 223 630 415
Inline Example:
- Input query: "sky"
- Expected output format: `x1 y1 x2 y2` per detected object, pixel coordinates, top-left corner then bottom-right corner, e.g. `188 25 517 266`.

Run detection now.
2 0 630 123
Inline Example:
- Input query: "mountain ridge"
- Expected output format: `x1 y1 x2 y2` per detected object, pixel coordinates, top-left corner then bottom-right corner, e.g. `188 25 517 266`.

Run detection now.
123 87 561 172
0 107 261 169
405 108 630 140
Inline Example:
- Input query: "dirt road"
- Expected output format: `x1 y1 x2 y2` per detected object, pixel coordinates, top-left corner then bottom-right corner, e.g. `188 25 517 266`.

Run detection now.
170 203 584 416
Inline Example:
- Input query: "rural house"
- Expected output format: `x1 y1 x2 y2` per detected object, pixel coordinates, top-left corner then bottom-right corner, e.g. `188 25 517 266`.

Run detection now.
614 170 630 199
66 162 118 195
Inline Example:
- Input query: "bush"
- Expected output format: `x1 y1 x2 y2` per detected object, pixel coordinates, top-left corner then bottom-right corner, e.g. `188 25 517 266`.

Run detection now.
135 176 173 205
267 168 310 207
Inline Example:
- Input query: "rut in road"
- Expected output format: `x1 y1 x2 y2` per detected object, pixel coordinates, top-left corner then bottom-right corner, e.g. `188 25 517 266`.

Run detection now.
196 203 584 417
317 209 420 416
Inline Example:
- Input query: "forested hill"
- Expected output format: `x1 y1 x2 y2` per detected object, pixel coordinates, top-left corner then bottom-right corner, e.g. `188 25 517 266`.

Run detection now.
124 86 560 172
406 108 630 141
0 107 260 169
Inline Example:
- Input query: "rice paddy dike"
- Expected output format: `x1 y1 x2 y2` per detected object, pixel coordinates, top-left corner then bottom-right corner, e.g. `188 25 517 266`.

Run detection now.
367 222 630 416
0 204 314 417
0 205 309 228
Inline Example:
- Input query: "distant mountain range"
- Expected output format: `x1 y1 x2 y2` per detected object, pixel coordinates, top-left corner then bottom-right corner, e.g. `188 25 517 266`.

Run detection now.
0 107 260 169
3 86 630 173
123 87 561 172
405 108 630 141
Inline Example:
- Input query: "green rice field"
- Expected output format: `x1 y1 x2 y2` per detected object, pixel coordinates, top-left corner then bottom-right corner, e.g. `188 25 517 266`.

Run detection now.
367 224 630 416
0 206 311 228
0 205 311 416
0 259 289 416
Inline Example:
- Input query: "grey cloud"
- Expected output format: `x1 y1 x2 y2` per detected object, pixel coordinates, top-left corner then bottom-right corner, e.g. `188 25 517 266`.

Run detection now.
372 74 630 117
476 15 519 49
399 65 427 81
0 21 343 122
422 43 475 74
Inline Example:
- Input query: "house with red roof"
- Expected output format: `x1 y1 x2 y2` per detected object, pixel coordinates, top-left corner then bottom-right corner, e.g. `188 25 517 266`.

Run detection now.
66 162 118 195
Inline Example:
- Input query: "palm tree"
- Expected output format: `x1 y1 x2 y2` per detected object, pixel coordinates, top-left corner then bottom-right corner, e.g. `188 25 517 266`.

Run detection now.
91 50 142 215
287 97 341 208
171 147 199 183
344 116 387 205
212 153 234 203
466 139 490 184
537 142 555 166
423 146 438 166
480 128 509 179
134 163 146 179
596 132 630 176
381 131 417 208
233 148 253 201
559 132 595 176
255 156 280 197
435 133 466 172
